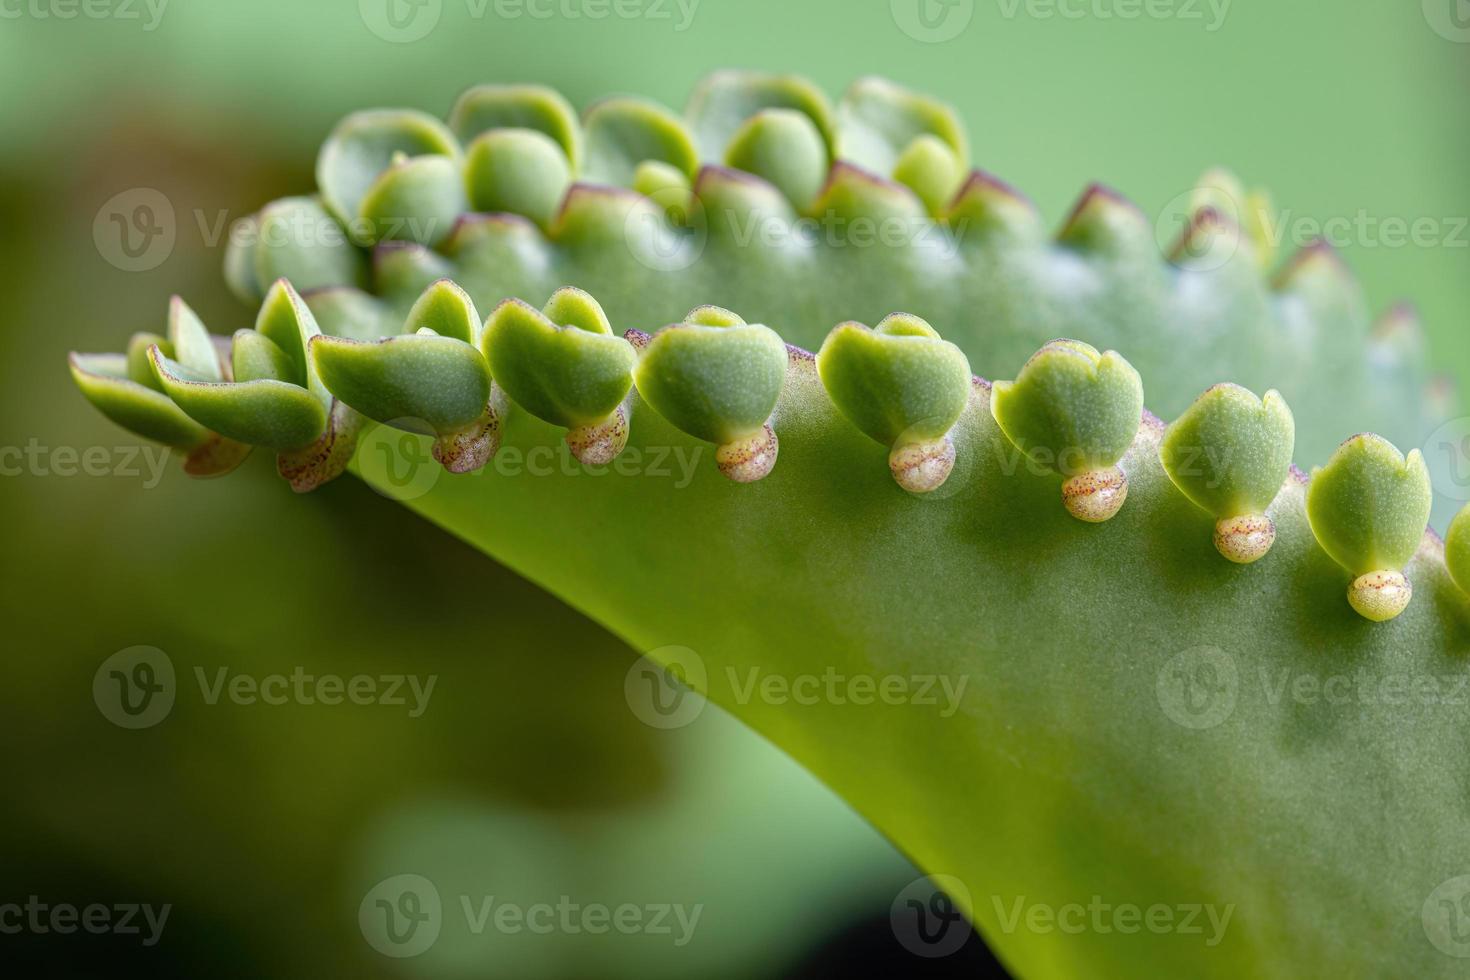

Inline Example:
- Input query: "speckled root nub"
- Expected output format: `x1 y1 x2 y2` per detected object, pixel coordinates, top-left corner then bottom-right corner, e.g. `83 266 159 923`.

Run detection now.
889 436 956 493
1061 466 1128 523
716 424 778 483
183 435 250 478
432 407 502 474
277 406 361 494
1213 514 1276 564
1347 570 1412 622
565 406 630 466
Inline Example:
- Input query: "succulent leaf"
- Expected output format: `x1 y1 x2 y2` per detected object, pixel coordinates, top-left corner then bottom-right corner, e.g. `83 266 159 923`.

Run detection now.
310 333 490 437
582 97 700 188
463 128 571 228
448 83 582 171
1056 183 1155 259
310 280 491 452
1445 504 1470 596
481 290 635 432
818 313 971 444
837 75 968 197
404 277 480 344
355 319 1470 979
150 346 328 452
631 159 694 215
125 332 169 391
303 287 399 342
892 133 964 217
254 280 322 391
356 153 466 247
818 313 972 493
686 70 837 163
944 170 1043 243
632 309 787 448
167 295 223 381
1189 167 1278 268
231 329 296 384
315 109 460 244
69 352 212 451
225 197 369 303
723 109 829 211
812 162 926 222
1306 433 1432 578
1160 384 1295 561
64 70 1470 977
991 340 1144 477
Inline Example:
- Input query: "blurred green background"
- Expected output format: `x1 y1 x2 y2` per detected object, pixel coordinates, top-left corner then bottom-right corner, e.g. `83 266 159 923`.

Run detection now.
1 0 1466 975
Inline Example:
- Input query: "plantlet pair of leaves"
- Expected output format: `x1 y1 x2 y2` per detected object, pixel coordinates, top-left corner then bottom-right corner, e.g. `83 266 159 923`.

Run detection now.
633 307 788 483
308 279 799 481
991 340 1144 522
73 282 363 492
817 314 971 493
144 281 363 493
312 280 635 471
67 298 250 477
1161 384 1431 621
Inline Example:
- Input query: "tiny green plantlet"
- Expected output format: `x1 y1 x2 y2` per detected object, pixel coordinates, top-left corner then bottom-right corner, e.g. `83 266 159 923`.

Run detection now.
149 280 363 492
632 306 787 482
311 279 500 473
990 340 1144 522
481 287 637 465
1306 434 1433 622
69 72 1470 977
817 313 971 492
1160 384 1295 563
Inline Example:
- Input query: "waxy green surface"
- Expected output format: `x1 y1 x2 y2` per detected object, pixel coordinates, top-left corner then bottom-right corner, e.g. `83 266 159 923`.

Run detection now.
365 345 1470 979
68 71 1470 978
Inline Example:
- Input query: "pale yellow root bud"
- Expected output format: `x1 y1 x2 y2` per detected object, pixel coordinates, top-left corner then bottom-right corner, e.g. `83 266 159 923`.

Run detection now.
889 436 956 494
1347 570 1412 623
1061 466 1128 523
1213 514 1276 564
565 405 629 466
716 424 778 483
